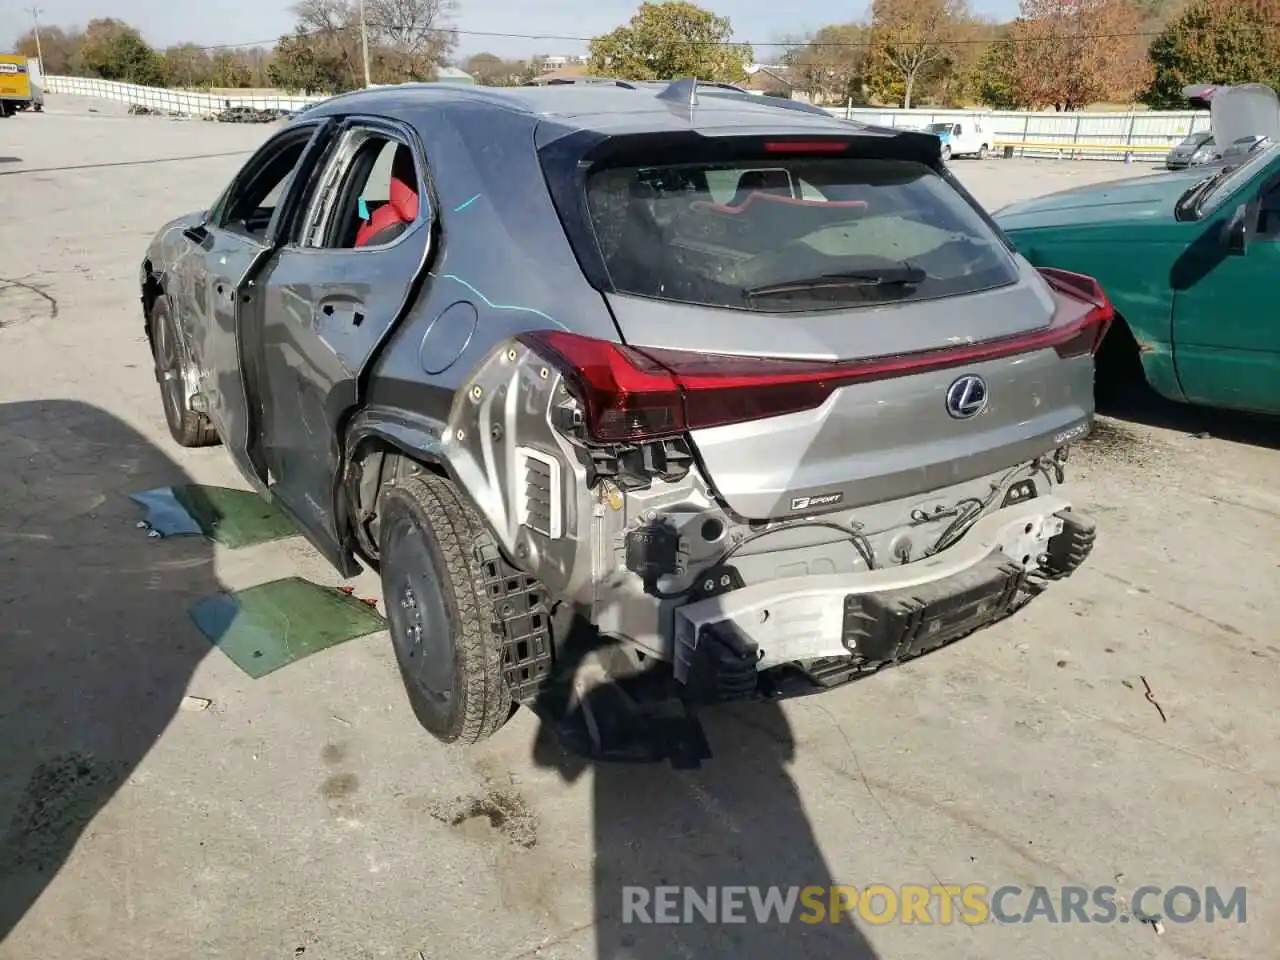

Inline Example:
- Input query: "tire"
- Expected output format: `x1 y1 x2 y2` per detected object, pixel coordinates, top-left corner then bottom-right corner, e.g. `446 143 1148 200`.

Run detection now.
150 297 220 447
378 473 513 745
977 144 988 160
941 144 952 161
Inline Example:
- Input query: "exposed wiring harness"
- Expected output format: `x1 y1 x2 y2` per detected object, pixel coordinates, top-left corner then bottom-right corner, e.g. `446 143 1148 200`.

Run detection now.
645 519 877 601
921 464 1038 557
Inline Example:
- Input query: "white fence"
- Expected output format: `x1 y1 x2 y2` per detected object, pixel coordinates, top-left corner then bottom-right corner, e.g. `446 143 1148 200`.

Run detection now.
43 75 326 116
45 75 1208 161
828 106 1210 162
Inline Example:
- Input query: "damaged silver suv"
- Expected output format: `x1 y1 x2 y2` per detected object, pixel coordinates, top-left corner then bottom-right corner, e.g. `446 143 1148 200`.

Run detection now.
139 79 1107 750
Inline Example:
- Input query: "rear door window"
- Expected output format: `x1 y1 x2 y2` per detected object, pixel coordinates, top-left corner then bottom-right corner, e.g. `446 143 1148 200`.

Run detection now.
584 155 1019 313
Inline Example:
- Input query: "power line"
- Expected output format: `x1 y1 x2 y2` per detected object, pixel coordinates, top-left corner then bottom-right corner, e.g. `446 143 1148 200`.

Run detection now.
172 25 1170 53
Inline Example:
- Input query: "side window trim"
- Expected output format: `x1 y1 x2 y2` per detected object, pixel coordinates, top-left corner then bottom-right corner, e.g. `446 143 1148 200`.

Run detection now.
297 128 366 247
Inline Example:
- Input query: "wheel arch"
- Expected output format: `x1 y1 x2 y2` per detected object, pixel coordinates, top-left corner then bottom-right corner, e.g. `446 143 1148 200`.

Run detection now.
337 407 455 566
140 260 167 353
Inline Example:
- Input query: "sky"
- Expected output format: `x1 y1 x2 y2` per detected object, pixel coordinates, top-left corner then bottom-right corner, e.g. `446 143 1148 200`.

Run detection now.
3 0 1021 63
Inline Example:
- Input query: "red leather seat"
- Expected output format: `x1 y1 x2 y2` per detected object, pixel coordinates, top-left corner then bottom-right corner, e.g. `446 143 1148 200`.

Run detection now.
355 145 420 247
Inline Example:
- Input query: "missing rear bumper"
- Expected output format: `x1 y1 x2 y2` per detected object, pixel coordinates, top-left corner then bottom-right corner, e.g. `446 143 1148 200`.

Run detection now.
674 496 1092 699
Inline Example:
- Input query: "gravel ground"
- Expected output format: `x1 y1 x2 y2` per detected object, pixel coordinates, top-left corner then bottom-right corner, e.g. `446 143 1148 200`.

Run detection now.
0 102 1276 960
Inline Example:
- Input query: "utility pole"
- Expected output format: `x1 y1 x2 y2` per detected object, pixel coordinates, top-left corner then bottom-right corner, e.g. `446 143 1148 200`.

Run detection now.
358 0 372 88
26 7 44 71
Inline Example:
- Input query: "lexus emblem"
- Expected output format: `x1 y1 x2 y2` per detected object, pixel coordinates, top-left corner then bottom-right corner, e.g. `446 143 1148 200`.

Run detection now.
945 375 988 419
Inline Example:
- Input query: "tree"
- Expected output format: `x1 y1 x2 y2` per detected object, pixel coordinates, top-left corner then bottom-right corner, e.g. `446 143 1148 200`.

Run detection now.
936 16 1002 106
1009 0 1152 110
367 0 458 78
267 29 349 93
1142 0 1280 107
783 23 870 105
73 18 163 85
161 43 213 88
280 0 455 88
587 2 753 82
973 35 1022 107
868 0 971 108
14 25 84 74
209 50 253 88
464 52 535 86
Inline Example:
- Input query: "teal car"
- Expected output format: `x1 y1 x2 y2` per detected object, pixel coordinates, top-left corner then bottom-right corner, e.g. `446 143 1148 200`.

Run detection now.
995 142 1280 415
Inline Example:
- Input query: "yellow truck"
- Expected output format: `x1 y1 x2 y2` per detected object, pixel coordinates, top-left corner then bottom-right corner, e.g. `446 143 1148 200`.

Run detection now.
0 54 36 118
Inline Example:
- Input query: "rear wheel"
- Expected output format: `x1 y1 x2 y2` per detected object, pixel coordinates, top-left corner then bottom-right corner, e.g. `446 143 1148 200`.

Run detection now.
977 144 988 160
378 473 513 745
150 297 220 447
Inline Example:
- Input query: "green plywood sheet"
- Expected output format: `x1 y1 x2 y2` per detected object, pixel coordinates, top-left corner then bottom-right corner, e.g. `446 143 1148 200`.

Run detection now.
130 484 298 548
189 577 386 679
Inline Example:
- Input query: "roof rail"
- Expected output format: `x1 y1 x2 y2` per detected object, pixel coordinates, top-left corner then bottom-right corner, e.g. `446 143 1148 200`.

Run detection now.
522 76 638 89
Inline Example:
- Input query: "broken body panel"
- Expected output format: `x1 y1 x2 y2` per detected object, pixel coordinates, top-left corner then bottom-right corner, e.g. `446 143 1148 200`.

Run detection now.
141 81 1104 701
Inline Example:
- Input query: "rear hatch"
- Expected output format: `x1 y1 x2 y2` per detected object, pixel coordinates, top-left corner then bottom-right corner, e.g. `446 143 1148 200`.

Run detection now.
542 129 1108 520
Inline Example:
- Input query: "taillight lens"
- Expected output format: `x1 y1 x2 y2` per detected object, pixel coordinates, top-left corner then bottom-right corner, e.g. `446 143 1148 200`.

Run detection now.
1037 267 1114 359
518 270 1117 444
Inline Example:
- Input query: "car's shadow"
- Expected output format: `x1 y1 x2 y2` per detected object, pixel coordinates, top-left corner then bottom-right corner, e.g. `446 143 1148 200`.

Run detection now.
1098 380 1280 450
0 400 216 942
530 630 882 960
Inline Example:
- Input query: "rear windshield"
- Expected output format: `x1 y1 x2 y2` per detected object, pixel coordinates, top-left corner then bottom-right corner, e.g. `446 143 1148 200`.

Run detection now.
584 156 1019 313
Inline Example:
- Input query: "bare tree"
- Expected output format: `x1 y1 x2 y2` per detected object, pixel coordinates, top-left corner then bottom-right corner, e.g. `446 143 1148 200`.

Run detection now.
783 23 871 105
368 0 458 70
869 0 971 108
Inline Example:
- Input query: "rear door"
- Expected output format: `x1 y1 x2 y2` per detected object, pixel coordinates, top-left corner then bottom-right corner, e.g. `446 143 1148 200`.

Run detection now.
182 120 332 485
247 117 433 551
574 139 1096 519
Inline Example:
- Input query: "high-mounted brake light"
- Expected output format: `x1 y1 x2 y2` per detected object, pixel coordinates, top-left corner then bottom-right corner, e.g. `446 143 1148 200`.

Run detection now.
1037 267 1115 359
518 275 1118 444
762 140 850 154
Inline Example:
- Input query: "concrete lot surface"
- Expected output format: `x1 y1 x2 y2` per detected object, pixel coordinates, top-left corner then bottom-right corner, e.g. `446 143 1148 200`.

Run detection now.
1 102 1277 960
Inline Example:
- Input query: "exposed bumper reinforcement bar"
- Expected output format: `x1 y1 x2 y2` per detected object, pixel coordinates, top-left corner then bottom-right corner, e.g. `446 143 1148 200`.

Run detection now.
674 496 1079 682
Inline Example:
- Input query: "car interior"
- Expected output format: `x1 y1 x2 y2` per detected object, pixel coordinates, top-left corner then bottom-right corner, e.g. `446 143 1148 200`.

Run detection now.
325 137 420 249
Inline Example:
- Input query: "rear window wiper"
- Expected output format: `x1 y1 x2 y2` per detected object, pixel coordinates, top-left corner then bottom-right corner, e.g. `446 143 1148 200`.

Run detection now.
745 264 928 299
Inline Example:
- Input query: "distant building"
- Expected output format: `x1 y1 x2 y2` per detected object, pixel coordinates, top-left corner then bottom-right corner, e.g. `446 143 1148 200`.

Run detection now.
742 64 810 103
536 54 590 73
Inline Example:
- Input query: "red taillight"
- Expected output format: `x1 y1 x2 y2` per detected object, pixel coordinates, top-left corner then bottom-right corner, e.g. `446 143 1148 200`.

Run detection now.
1038 267 1114 359
762 140 849 154
518 274 1118 444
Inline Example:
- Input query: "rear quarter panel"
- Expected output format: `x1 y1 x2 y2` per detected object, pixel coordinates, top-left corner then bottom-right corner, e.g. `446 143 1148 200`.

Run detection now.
360 100 622 432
